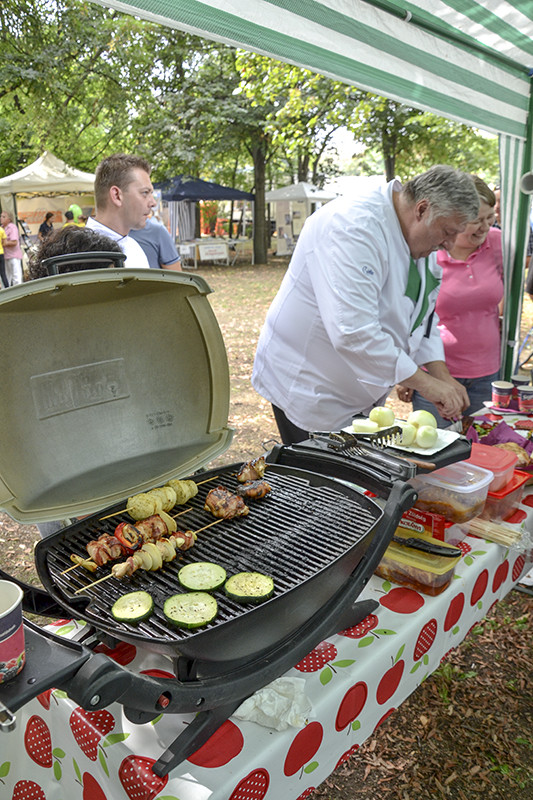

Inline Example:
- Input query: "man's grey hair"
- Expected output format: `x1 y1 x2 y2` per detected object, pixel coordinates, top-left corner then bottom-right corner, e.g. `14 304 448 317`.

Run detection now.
403 165 479 224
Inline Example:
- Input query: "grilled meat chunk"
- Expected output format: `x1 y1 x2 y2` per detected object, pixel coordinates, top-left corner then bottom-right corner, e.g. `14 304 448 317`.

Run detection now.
236 456 266 483
236 479 271 500
204 486 250 519
86 534 124 566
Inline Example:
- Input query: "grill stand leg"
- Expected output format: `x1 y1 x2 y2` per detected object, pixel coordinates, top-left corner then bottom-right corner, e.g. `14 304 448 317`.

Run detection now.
152 699 244 777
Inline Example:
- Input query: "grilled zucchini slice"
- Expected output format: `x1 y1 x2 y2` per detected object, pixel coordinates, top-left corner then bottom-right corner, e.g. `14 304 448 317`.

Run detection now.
178 562 227 592
224 572 274 604
111 590 154 624
163 592 218 629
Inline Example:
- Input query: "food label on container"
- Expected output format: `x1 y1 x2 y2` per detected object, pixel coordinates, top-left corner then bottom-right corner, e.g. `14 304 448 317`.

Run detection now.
400 507 445 540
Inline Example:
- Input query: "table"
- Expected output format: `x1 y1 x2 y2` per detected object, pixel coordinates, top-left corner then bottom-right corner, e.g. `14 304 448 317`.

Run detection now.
178 240 230 269
2 509 531 800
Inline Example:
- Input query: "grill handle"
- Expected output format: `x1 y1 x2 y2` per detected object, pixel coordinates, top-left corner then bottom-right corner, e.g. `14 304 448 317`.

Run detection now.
266 442 417 499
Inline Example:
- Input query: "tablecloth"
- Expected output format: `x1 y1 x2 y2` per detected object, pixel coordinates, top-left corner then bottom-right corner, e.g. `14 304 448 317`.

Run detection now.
1 509 531 800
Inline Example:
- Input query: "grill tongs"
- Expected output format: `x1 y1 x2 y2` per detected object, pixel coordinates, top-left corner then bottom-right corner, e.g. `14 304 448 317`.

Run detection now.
309 430 435 473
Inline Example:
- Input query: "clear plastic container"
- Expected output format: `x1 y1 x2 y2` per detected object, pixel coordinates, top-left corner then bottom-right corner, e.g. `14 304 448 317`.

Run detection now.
480 469 530 521
375 530 462 596
409 462 493 524
464 443 518 492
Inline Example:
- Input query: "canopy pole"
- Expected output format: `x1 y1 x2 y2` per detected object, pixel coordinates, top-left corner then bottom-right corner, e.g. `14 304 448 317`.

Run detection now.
503 78 533 379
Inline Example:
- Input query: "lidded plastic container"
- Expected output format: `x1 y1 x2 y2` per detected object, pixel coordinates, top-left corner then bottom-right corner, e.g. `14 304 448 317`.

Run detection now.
464 443 518 492
375 528 462 596
480 469 530 521
409 462 493 524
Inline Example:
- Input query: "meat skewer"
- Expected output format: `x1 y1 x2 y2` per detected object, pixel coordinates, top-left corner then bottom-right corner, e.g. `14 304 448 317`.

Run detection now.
63 508 192 574
204 486 250 519
235 456 267 483
74 519 224 593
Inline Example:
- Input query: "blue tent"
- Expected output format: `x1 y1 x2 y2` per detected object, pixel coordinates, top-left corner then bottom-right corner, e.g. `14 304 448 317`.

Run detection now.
155 175 254 202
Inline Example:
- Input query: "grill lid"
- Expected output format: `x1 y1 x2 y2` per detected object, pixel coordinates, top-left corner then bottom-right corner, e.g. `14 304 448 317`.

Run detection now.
0 270 233 523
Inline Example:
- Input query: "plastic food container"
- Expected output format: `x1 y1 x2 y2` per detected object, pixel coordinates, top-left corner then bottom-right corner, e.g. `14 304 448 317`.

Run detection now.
464 443 518 492
480 469 530 521
409 462 493 524
375 530 461 596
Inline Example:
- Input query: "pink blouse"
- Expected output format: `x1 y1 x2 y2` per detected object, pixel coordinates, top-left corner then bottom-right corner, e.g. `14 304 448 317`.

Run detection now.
436 227 503 378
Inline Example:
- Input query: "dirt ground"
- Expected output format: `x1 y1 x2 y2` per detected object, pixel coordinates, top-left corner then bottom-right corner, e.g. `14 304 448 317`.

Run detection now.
1 259 531 798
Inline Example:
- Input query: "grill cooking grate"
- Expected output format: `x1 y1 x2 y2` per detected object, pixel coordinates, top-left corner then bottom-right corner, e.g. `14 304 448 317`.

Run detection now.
41 465 381 649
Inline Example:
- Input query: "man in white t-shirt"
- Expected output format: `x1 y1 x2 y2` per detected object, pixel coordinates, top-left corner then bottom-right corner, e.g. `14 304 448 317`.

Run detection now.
86 154 157 268
252 166 480 443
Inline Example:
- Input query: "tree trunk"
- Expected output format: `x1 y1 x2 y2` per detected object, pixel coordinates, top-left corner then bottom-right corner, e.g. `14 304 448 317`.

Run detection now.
251 141 268 265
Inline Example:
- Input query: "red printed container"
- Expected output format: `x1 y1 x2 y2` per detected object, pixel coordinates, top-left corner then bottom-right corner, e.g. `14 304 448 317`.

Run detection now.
518 385 533 413
0 580 25 684
464 442 518 492
480 469 530 521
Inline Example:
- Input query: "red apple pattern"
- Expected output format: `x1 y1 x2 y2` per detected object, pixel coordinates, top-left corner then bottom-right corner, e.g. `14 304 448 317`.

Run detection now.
444 592 465 632
187 720 244 767
294 641 338 672
413 618 438 661
69 707 115 761
118 755 168 800
379 586 425 614
11 780 46 800
335 682 368 731
492 560 509 593
376 658 404 705
284 722 324 776
93 641 137 665
339 614 378 638
228 768 270 800
335 744 359 769
470 569 489 606
24 715 52 768
512 554 526 582
82 772 108 800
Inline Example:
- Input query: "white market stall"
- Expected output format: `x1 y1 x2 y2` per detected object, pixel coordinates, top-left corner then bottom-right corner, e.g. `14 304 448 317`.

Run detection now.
265 181 337 252
89 0 533 379
0 151 95 238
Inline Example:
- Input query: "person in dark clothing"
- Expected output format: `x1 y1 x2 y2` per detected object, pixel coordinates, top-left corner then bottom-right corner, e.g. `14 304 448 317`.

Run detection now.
38 211 55 241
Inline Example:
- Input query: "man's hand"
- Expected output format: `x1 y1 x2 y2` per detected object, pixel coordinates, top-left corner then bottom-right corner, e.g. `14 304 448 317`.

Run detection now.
401 365 469 420
396 384 413 403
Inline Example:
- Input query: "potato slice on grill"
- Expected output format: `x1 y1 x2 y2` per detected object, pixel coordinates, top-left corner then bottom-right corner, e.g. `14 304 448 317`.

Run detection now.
166 479 199 505
127 492 162 520
150 486 177 512
143 542 163 571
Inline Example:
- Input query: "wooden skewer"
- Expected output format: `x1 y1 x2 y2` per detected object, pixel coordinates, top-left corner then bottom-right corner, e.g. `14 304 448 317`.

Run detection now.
171 507 192 519
75 573 114 593
467 518 523 546
73 518 225 592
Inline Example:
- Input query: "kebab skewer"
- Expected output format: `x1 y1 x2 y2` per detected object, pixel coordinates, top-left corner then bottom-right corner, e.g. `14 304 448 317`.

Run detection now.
75 519 223 593
99 476 218 521
66 509 190 573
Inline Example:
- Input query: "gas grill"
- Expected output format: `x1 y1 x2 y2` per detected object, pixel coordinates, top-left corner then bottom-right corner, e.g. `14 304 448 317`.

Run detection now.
0 269 471 775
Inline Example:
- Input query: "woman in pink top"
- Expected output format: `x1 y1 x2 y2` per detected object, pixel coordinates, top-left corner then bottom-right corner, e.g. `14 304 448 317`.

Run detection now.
398 176 503 426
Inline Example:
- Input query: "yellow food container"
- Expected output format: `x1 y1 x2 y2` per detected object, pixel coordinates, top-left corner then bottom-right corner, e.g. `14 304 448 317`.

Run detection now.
375 528 462 596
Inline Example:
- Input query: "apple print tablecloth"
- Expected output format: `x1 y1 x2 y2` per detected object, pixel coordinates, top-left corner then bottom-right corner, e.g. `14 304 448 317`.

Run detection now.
2 516 532 800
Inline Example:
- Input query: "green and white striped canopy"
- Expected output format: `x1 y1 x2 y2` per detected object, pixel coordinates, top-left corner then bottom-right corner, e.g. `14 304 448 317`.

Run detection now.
91 0 533 375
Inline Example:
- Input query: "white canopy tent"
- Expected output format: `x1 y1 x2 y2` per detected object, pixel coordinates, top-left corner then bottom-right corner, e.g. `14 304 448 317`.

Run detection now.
90 0 533 376
266 181 338 245
0 151 95 217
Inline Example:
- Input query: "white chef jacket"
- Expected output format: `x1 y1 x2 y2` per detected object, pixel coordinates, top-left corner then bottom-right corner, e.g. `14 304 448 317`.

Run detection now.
85 217 150 269
252 180 445 432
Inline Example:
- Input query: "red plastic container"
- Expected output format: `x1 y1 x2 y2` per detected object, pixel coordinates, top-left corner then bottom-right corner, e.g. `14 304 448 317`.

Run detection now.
480 469 530 521
464 443 518 492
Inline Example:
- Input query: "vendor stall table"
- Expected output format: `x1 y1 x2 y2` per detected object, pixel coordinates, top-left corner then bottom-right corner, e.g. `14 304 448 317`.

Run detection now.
1 505 531 800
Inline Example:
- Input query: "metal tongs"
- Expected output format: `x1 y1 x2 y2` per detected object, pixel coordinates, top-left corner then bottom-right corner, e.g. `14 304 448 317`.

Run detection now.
310 427 402 450
348 425 403 448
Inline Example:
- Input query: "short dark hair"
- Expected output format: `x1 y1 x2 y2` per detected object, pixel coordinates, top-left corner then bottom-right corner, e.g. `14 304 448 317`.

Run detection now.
94 153 152 209
45 212 54 221
64 210 74 221
29 226 123 279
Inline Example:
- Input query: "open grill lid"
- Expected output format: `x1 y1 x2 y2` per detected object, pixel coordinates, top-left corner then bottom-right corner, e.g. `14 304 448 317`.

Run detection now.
0 270 233 523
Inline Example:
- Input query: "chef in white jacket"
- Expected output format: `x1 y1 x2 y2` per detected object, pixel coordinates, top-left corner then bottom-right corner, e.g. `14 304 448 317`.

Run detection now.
252 166 479 443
